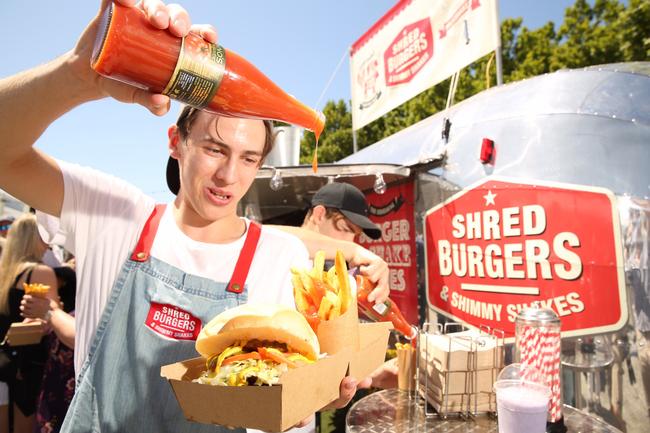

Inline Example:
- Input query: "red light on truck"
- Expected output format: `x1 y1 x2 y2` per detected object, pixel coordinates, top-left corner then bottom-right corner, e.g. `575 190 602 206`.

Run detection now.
480 138 495 164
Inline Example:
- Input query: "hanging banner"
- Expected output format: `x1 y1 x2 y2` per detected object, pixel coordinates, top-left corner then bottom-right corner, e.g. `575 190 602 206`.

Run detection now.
357 180 420 325
424 177 628 340
350 0 500 130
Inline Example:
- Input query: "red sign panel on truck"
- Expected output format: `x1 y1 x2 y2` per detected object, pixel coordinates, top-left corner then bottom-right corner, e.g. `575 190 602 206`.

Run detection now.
424 177 627 339
358 180 420 325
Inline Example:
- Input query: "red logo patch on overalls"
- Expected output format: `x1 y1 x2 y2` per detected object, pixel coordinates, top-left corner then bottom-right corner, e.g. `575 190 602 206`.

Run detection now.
145 302 202 341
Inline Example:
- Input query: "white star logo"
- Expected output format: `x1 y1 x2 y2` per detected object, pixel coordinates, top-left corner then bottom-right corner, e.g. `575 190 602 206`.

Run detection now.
483 190 497 206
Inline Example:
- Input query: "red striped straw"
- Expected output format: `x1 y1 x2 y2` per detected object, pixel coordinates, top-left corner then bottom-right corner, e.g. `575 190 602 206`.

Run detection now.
518 325 562 422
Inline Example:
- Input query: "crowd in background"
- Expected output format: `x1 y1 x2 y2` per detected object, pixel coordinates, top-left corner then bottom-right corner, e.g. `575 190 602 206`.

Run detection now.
0 213 76 433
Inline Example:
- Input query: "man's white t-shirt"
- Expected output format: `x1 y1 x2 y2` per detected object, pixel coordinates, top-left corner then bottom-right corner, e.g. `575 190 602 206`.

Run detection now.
48 160 310 375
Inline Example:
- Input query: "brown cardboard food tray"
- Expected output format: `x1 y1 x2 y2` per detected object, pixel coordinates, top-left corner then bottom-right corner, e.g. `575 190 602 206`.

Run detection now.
161 322 390 432
348 321 392 379
5 321 45 346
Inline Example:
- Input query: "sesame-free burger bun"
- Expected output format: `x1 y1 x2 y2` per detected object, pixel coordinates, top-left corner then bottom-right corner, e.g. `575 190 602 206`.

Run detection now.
196 304 320 361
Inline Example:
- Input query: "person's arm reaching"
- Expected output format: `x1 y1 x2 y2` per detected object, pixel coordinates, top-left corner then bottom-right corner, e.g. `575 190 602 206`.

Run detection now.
0 0 216 216
271 225 390 303
47 304 76 349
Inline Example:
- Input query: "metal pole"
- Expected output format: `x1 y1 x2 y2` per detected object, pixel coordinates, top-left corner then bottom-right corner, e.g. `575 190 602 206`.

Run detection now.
349 44 360 154
494 0 504 85
495 48 504 86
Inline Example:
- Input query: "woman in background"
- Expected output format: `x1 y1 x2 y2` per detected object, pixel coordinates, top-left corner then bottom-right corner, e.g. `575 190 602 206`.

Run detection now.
0 214 58 433
21 257 76 433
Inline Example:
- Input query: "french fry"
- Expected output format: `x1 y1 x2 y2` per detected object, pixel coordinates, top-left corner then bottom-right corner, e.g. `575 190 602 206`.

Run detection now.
294 292 312 314
297 273 320 306
324 291 341 319
326 267 339 292
311 251 326 281
293 286 312 314
321 271 330 287
321 276 337 293
23 283 50 298
318 293 334 320
334 251 351 314
291 273 304 293
310 277 328 305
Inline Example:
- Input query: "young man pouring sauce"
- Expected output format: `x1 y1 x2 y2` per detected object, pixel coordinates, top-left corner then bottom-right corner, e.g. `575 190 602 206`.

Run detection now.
0 1 389 431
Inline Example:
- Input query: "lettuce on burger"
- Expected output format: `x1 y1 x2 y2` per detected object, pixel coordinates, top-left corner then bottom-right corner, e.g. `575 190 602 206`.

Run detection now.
194 304 320 386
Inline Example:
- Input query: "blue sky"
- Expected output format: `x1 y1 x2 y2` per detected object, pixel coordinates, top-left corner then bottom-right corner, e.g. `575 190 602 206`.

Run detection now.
0 1 576 202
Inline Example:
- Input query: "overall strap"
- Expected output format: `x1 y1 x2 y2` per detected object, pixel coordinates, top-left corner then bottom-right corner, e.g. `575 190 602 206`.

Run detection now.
130 204 260 293
131 204 166 262
227 221 261 293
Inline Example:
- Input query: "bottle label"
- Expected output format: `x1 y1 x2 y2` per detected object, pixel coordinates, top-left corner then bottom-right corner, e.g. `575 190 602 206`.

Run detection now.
372 302 389 316
163 36 226 108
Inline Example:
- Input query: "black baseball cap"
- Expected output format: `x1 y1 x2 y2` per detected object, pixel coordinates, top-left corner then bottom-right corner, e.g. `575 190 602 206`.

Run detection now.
166 157 180 195
311 183 381 239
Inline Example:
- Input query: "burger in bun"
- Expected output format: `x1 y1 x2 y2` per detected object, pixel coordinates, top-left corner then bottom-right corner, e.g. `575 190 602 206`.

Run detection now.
195 304 320 386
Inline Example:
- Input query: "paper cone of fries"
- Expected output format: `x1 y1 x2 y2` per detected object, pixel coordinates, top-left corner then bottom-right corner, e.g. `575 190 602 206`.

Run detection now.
291 250 360 355
317 294 359 355
397 342 416 391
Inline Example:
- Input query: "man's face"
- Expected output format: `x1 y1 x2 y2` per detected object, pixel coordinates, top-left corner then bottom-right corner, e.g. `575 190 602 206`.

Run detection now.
318 210 362 242
171 113 265 223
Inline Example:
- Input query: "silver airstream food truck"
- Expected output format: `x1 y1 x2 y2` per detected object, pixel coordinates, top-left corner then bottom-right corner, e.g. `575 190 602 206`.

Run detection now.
239 62 650 432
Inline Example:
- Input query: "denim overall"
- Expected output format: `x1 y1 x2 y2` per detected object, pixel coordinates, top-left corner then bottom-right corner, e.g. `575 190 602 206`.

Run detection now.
61 205 261 433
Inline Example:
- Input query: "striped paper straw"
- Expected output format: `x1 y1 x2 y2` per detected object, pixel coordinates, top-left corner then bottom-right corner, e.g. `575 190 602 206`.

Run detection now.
518 326 562 422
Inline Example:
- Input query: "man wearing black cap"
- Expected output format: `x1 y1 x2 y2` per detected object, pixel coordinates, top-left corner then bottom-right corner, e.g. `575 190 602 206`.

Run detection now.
302 183 382 243
0 1 388 431
299 182 400 430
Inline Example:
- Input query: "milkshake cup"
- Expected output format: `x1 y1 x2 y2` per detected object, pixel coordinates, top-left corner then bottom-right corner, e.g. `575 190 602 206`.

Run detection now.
494 363 550 433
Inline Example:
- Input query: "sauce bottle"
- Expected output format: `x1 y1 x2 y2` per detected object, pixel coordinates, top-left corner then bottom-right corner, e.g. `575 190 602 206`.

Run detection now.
91 3 324 140
356 275 417 340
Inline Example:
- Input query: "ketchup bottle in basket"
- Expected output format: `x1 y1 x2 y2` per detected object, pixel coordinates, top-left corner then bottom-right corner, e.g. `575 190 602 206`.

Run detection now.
356 275 417 340
91 3 324 139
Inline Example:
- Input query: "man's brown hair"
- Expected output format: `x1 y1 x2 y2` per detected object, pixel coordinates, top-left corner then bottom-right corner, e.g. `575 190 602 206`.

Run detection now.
175 106 275 163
